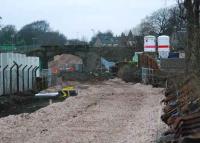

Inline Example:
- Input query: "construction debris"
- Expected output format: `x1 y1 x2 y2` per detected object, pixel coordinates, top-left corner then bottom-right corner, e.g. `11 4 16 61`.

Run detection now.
35 86 77 98
159 74 200 142
49 54 83 66
48 54 83 74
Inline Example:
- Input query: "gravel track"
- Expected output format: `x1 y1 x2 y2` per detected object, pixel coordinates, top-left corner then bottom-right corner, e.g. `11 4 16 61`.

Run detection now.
0 79 166 143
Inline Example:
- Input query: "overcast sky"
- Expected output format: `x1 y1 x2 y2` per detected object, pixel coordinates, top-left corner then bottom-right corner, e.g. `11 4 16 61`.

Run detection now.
0 0 176 40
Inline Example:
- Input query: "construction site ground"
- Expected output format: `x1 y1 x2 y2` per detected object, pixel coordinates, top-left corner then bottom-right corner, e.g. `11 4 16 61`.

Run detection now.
0 78 166 143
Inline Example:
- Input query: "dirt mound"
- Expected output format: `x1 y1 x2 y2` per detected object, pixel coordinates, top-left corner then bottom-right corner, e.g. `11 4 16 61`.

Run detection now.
48 54 83 68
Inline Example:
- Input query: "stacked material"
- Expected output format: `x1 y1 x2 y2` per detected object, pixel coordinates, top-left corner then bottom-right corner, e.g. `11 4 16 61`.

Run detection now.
160 59 185 74
48 54 83 74
49 54 83 66
139 53 159 70
160 74 200 142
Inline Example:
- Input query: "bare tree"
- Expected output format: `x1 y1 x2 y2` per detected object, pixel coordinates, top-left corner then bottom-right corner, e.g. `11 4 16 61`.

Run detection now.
150 8 171 35
178 0 200 73
134 7 183 36
138 18 157 36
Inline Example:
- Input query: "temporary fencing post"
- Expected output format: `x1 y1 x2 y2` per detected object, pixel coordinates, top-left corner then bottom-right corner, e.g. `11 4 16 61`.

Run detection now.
13 61 22 93
10 62 17 95
27 65 33 90
3 65 8 95
34 66 39 90
32 66 37 90
22 65 28 92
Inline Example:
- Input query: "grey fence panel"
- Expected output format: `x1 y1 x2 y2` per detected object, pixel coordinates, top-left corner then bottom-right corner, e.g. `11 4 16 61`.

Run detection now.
0 54 1 96
0 70 2 96
0 53 40 96
13 68 17 93
19 69 23 92
29 69 33 90
141 67 154 84
5 69 10 95
24 70 28 91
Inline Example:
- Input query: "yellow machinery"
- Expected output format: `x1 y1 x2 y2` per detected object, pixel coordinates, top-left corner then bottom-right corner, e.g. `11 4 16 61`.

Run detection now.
59 86 77 98
35 86 77 99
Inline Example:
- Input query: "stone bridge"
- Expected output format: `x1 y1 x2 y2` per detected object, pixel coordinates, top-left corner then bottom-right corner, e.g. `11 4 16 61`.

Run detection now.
24 44 101 71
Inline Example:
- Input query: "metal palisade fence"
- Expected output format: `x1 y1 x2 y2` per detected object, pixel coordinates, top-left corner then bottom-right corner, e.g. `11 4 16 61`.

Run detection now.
0 52 40 95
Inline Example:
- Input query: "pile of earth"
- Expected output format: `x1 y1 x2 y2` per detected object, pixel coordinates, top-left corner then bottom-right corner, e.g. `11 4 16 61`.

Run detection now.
48 54 83 68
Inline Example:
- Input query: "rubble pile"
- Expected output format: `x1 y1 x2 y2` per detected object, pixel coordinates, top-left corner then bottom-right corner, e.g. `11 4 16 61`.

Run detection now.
49 54 83 68
160 74 200 142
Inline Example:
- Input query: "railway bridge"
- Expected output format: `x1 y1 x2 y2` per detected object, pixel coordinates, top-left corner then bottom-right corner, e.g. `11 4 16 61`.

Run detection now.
17 44 100 71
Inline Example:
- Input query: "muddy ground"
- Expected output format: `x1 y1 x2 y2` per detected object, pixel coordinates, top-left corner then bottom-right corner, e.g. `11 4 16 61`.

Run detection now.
0 78 166 143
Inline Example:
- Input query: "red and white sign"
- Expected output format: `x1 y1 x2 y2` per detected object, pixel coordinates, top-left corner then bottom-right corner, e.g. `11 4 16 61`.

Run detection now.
144 36 156 52
158 35 170 52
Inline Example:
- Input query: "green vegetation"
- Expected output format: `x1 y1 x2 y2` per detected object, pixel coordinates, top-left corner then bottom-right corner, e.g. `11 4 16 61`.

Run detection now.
0 20 67 46
0 45 16 51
